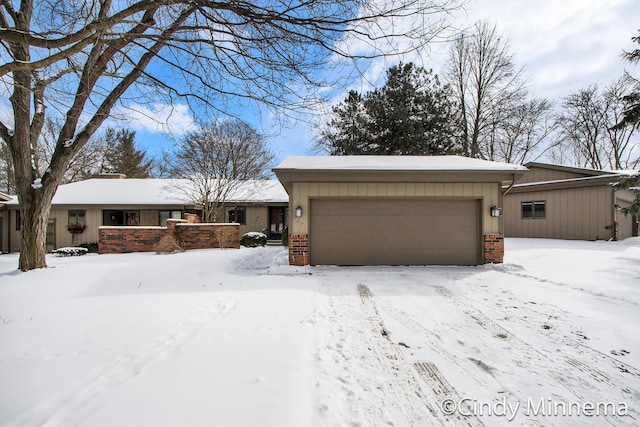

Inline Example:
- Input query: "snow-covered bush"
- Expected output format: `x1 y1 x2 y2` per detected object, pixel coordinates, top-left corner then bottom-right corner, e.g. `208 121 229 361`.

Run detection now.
78 242 99 253
241 232 267 247
51 247 89 257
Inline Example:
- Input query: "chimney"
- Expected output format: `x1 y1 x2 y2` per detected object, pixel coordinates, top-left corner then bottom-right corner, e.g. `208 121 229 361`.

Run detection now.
93 173 127 179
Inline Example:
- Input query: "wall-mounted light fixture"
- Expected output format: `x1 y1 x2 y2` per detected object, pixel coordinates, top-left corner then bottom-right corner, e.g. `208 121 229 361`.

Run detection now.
295 206 303 217
490 206 502 217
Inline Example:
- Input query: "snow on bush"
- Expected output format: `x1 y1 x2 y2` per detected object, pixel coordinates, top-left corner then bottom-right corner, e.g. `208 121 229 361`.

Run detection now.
241 232 267 247
51 247 89 257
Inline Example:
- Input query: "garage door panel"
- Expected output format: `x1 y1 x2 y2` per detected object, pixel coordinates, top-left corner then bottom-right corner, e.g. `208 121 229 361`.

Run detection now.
310 198 480 265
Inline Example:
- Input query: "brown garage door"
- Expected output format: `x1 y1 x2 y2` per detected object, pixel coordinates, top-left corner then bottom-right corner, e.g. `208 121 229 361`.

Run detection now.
310 198 480 265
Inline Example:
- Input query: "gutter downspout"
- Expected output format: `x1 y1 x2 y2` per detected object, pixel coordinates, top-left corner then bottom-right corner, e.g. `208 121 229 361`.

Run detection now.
502 173 517 195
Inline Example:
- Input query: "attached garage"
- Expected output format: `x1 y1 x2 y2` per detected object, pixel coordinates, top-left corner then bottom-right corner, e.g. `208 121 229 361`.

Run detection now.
310 198 480 265
273 156 527 266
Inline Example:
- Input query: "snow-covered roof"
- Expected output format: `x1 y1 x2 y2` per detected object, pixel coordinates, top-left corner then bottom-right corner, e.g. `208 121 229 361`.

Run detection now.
4 179 288 206
274 155 528 172
0 192 13 202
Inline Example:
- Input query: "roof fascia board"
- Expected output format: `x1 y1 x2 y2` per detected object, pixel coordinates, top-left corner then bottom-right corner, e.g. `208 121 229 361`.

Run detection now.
524 162 609 177
506 175 624 193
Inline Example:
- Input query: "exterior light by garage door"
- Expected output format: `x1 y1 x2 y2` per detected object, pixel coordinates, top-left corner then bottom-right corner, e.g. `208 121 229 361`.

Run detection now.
490 206 502 217
295 206 303 217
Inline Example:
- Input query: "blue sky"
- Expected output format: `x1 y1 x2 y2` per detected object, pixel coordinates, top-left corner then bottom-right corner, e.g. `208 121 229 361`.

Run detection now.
126 0 639 165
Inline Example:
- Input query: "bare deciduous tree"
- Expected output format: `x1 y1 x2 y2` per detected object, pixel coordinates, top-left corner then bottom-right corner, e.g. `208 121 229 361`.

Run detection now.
0 0 462 270
483 98 557 164
166 119 274 223
554 78 639 170
445 21 528 159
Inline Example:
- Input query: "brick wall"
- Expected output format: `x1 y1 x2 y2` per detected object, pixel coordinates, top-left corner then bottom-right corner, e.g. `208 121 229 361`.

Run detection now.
175 223 240 250
483 234 504 264
99 227 165 254
99 219 239 254
289 234 308 266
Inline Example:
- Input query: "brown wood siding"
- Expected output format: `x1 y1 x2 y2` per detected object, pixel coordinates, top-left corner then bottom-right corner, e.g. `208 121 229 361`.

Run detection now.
516 167 589 184
504 186 614 240
309 198 480 265
0 214 4 253
290 182 500 237
240 206 269 236
616 200 635 240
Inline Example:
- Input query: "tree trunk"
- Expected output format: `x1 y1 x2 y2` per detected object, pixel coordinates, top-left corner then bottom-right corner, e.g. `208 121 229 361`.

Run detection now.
18 186 55 271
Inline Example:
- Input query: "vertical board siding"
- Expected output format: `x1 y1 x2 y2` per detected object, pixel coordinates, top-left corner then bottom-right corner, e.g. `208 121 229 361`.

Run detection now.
240 206 269 236
517 167 588 184
504 187 613 240
292 182 500 236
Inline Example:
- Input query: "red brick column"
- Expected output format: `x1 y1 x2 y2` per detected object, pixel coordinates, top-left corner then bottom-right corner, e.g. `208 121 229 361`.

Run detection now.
289 234 308 266
483 234 504 264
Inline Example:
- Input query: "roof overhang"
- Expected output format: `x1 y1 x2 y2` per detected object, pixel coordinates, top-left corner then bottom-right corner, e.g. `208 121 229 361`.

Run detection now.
273 156 528 195
505 174 632 194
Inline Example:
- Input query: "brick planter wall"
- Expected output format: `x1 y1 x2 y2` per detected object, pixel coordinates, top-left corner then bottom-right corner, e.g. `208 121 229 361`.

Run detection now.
175 223 240 250
483 234 504 264
99 227 165 254
289 234 308 266
99 219 239 254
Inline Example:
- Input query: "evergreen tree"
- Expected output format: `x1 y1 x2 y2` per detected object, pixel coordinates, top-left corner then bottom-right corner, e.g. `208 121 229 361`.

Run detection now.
614 29 640 130
319 62 462 155
102 128 154 178
321 91 371 155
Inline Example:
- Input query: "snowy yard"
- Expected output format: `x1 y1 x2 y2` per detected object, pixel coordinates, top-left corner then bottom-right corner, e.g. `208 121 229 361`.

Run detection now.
1 238 639 426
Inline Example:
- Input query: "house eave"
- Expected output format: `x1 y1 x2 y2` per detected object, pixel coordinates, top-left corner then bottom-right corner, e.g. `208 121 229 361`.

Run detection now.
505 174 630 194
274 169 528 195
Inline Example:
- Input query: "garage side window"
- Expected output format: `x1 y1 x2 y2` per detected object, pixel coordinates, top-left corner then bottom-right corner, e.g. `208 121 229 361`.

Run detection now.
522 201 546 219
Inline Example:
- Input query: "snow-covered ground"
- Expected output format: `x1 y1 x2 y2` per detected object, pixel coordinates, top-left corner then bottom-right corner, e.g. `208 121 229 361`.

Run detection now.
0 238 639 426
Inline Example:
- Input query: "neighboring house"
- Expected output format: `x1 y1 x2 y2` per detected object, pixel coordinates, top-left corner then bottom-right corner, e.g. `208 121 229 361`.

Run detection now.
1 175 288 253
503 162 639 241
273 155 527 266
0 191 11 254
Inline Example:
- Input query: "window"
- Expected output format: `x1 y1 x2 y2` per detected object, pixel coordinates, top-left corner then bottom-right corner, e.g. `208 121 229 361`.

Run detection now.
68 209 86 225
522 201 546 219
103 210 140 226
228 207 246 224
15 210 21 230
159 210 182 226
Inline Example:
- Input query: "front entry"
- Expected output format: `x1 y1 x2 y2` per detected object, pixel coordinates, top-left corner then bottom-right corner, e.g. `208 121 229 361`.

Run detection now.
269 207 285 240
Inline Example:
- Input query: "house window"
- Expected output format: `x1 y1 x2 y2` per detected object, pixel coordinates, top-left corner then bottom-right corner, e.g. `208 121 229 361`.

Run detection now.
15 210 21 230
68 209 86 226
103 210 140 226
522 201 546 219
228 207 246 225
159 210 182 226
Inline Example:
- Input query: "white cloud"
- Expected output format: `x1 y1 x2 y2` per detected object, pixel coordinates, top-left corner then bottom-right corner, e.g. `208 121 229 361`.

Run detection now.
451 0 639 99
112 103 197 136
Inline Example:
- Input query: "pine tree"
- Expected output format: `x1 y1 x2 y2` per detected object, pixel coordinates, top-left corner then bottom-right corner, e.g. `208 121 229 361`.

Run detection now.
318 63 462 155
102 128 153 178
613 29 640 130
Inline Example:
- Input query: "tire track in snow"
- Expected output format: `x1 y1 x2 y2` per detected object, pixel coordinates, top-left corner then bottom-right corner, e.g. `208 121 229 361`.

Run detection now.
10 296 239 427
356 285 438 426
357 284 477 426
434 286 639 426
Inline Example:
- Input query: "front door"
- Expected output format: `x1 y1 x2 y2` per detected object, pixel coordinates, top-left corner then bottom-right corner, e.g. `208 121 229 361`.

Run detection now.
269 207 285 240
